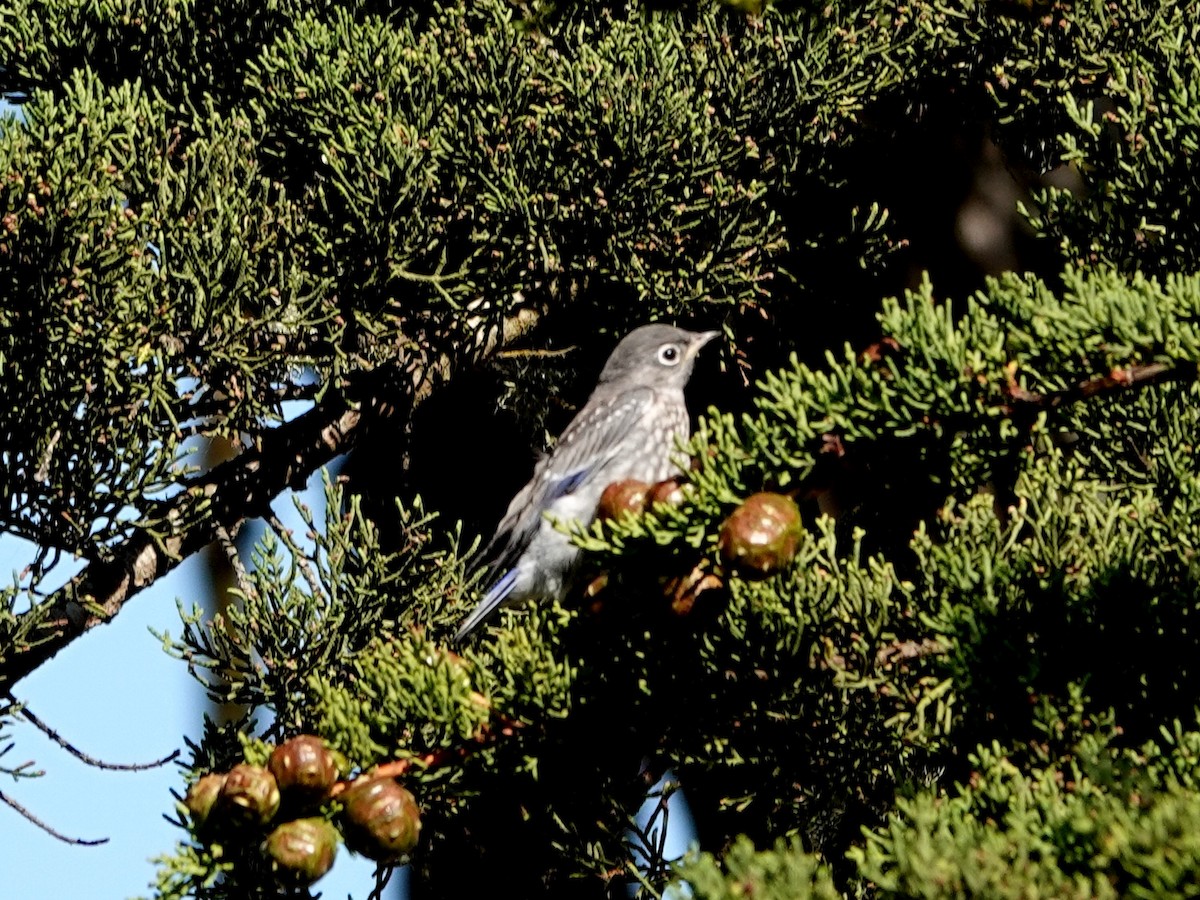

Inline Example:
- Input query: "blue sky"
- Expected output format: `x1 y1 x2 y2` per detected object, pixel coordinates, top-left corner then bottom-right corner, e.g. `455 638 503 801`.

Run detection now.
1 468 382 898
2 466 694 898
0 91 694 899
0 93 385 897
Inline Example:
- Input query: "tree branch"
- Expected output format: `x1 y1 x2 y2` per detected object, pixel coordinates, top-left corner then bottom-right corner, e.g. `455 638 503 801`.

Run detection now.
0 308 548 690
0 789 109 846
1006 361 1182 410
17 703 180 771
0 361 416 691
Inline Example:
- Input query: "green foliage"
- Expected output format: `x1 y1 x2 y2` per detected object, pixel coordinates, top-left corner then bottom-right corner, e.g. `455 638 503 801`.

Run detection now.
1023 2 1200 272
871 0 1200 273
145 842 234 900
160 476 466 727
247 4 789 321
310 635 488 766
853 721 1200 899
1 72 177 553
3 0 1200 897
673 835 841 900
0 67 323 572
571 268 1200 887
736 267 1200 495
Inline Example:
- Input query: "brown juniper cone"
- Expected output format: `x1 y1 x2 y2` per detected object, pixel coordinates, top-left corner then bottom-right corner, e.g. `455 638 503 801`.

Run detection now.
339 776 422 861
269 735 340 799
589 477 692 615
219 764 281 827
596 479 652 521
647 476 687 508
184 773 228 829
718 492 804 576
264 817 339 886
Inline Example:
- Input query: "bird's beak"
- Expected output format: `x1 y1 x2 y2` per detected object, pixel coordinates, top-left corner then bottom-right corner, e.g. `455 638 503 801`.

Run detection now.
688 330 720 357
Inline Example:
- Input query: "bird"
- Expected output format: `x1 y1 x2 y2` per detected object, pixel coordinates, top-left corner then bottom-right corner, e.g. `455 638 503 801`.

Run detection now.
455 324 719 641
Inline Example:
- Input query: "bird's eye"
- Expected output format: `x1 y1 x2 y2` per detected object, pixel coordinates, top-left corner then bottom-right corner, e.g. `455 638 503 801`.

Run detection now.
657 344 682 366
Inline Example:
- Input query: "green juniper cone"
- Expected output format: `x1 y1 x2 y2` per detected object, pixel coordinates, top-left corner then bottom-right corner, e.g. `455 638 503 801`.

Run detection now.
263 818 339 887
718 492 805 576
338 777 422 862
182 774 228 832
218 765 281 828
268 736 340 799
0 0 1198 898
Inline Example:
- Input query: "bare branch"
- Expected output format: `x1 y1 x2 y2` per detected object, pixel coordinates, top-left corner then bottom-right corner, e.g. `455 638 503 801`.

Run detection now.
0 789 109 845
18 703 180 771
0 360 418 691
367 863 396 900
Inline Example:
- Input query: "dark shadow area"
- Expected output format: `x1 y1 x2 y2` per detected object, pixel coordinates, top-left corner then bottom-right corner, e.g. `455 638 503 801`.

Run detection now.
941 563 1200 780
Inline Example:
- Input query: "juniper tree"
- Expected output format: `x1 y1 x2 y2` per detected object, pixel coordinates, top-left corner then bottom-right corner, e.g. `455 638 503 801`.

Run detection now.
1 0 1199 897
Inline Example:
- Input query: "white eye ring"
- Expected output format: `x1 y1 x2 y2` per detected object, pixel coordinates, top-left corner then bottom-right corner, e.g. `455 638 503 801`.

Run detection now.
657 343 682 366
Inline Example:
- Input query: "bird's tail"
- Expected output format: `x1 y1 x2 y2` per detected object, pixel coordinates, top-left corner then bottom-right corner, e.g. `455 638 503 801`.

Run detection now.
454 567 519 642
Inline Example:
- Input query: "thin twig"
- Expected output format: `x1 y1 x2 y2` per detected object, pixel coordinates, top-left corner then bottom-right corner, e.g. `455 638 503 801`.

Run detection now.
327 749 460 800
623 861 662 899
876 637 946 667
0 356 421 691
19 704 180 771
213 523 255 601
183 380 322 422
32 429 61 483
626 772 680 894
648 793 671 881
630 788 673 881
367 863 395 900
273 381 322 404
267 513 326 602
19 543 60 589
495 346 577 360
327 717 522 799
0 789 108 845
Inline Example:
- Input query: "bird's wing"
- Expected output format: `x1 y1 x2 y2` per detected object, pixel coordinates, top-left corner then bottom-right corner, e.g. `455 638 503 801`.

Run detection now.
454 568 520 642
481 386 657 575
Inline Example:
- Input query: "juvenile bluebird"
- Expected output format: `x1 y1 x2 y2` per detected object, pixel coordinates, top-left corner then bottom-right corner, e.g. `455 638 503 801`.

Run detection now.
455 324 718 641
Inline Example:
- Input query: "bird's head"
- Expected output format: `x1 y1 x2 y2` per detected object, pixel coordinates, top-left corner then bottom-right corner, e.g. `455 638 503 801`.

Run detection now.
596 324 720 390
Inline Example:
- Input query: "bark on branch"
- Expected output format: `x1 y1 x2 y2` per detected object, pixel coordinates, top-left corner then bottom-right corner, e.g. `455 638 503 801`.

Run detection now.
1005 361 1181 410
0 307 546 692
0 362 413 691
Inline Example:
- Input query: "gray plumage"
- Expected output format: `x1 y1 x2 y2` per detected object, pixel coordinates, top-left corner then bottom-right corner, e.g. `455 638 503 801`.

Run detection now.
455 324 718 641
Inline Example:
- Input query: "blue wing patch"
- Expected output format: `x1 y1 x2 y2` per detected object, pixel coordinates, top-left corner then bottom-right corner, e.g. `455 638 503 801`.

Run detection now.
454 567 520 642
544 466 592 503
